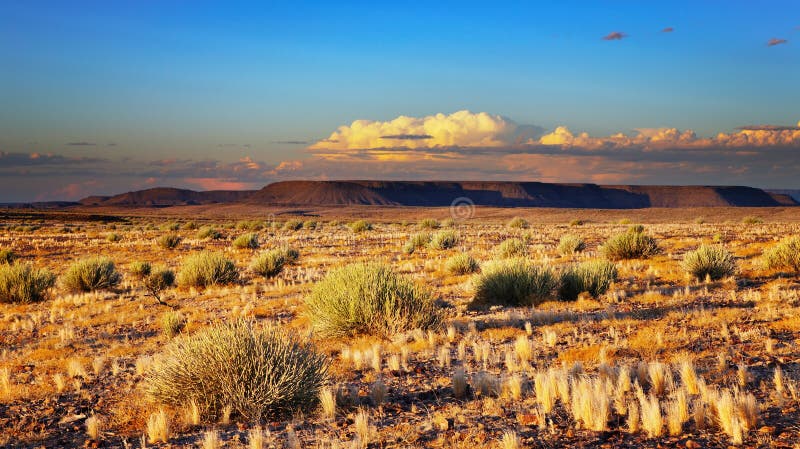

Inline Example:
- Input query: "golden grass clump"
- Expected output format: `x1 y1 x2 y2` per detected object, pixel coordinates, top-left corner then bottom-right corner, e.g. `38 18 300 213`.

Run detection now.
469 258 556 309
305 262 441 337
233 232 260 249
444 253 479 275
557 259 617 301
177 251 238 288
557 234 586 255
403 232 432 254
495 238 528 258
0 248 16 264
602 228 660 261
145 319 328 421
62 256 121 292
429 230 460 250
349 220 373 233
681 245 737 281
250 249 287 278
0 263 56 304
157 233 182 249
762 236 800 273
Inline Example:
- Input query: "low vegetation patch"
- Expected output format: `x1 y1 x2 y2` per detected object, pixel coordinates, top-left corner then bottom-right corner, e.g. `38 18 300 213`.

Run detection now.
762 237 800 273
349 220 373 233
0 249 16 265
144 266 176 302
507 216 529 229
445 253 480 275
0 263 56 304
250 249 286 278
557 234 586 256
495 238 528 258
403 232 431 254
601 228 660 261
177 251 238 288
469 258 556 309
145 319 328 421
196 226 222 240
681 245 737 281
160 310 186 338
429 230 459 250
63 257 122 292
129 261 152 279
305 263 441 337
232 232 260 249
157 234 182 249
558 260 617 301
418 218 440 230
283 219 303 231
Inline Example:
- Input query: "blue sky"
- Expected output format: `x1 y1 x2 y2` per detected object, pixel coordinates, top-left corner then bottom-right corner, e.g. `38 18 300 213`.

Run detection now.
0 1 798 200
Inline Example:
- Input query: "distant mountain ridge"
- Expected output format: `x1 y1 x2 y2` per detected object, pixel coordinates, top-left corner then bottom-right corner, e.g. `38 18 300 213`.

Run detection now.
768 189 800 203
74 181 799 209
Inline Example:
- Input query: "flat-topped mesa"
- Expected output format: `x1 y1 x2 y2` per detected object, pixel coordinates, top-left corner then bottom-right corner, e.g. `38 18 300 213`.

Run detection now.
77 181 799 208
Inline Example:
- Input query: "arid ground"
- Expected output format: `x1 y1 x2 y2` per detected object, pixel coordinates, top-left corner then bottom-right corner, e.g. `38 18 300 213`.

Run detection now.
2 206 800 448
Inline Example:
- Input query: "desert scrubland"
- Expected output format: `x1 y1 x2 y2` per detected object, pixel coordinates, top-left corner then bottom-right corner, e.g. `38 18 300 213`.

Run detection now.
1 207 800 448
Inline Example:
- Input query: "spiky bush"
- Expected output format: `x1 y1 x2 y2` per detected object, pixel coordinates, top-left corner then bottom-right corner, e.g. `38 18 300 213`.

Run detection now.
145 319 328 421
418 218 440 230
403 233 431 254
63 257 122 292
0 263 56 304
236 220 263 231
250 249 286 278
558 260 617 301
157 234 182 249
445 254 479 275
129 261 152 279
196 227 222 240
469 259 557 310
557 234 586 256
681 245 737 281
283 219 303 231
144 266 176 298
232 233 260 250
279 245 300 264
762 237 800 273
601 229 660 261
303 220 318 230
177 251 238 288
305 263 441 338
162 222 181 231
106 233 121 242
348 220 372 233
742 216 763 225
183 221 198 230
429 230 459 250
495 238 528 258
160 310 186 338
507 217 529 229
0 249 15 265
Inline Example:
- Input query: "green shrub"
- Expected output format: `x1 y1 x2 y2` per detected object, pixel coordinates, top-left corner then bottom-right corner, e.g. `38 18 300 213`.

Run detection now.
601 229 660 261
0 263 56 304
627 224 645 234
303 220 318 230
429 230 459 250
349 220 372 233
145 319 328 421
0 249 15 265
403 233 431 254
762 237 800 273
236 220 263 231
232 233 260 250
441 218 456 228
157 234 182 249
129 261 152 279
196 226 222 240
63 257 122 292
305 263 440 338
558 260 617 301
469 259 557 310
419 218 440 230
557 235 586 256
507 217 529 229
162 222 181 231
106 233 121 242
681 245 737 281
160 310 186 338
250 249 286 278
183 221 198 230
283 219 303 231
177 251 238 288
445 254 479 275
495 238 528 258
742 216 763 225
144 266 176 299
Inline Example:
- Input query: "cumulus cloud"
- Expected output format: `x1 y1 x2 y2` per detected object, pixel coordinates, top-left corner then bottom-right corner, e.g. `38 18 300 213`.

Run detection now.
603 32 627 40
308 111 540 150
768 38 788 46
